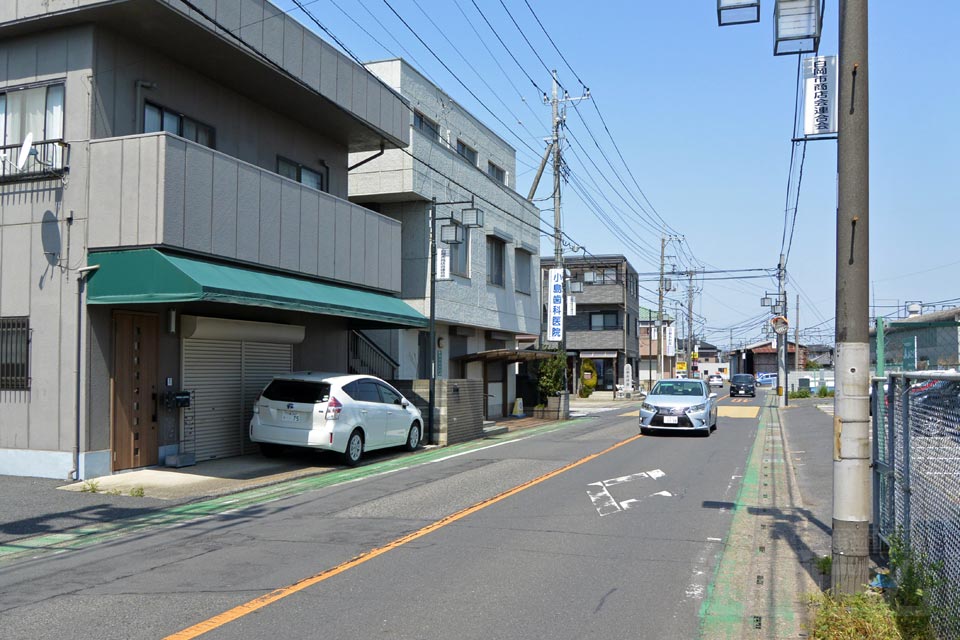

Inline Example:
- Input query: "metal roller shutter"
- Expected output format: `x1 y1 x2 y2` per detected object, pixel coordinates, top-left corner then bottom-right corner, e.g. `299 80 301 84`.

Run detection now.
241 342 293 453
183 339 242 461
182 338 293 461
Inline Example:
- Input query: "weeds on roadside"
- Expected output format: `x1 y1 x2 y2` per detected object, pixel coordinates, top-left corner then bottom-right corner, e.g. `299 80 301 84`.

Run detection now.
888 532 941 639
817 386 834 398
80 480 100 493
129 486 145 498
816 554 833 576
790 389 812 399
808 591 899 639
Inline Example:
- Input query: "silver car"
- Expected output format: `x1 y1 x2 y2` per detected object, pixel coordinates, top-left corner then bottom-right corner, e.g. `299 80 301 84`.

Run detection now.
640 378 719 436
250 372 423 465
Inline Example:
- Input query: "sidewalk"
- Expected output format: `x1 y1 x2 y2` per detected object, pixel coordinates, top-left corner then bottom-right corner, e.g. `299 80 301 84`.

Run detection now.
700 394 835 638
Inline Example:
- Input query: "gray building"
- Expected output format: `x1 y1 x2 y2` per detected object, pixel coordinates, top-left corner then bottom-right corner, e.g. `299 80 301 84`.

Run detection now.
0 0 426 479
870 306 960 372
541 255 641 394
349 59 541 419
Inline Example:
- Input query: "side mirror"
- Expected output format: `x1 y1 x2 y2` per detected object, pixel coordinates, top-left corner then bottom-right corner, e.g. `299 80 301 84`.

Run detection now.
401 399 409 408
708 393 718 400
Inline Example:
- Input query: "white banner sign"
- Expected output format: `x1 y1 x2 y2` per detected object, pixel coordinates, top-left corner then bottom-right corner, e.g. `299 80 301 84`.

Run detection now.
664 326 676 357
436 243 451 281
547 268 564 342
566 295 576 316
803 55 837 136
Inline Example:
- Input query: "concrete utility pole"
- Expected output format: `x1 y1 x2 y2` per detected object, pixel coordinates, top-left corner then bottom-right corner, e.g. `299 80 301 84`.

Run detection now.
777 254 787 407
657 236 666 380
686 272 694 375
546 70 589 398
796 294 801 373
832 0 871 595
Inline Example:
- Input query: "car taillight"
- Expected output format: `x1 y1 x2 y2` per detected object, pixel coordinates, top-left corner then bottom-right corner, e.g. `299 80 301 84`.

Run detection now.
325 396 343 420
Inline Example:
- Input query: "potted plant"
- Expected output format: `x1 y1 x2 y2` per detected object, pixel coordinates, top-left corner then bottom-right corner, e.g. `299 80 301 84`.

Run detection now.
579 358 597 398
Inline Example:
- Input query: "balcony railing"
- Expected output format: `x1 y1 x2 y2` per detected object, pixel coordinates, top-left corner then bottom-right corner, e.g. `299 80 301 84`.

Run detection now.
0 139 69 183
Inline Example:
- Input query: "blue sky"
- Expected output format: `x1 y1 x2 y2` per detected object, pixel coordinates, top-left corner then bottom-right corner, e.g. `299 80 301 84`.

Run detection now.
274 1 959 349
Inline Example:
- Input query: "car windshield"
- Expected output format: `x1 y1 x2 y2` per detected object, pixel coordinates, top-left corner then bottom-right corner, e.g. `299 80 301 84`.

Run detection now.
732 374 754 383
262 379 331 403
651 381 704 397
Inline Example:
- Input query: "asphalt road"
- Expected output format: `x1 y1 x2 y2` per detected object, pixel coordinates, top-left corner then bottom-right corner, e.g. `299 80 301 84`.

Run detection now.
0 392 765 640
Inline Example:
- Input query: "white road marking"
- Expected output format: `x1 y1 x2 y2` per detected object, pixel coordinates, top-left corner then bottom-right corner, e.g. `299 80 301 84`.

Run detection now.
586 469 670 516
707 537 722 542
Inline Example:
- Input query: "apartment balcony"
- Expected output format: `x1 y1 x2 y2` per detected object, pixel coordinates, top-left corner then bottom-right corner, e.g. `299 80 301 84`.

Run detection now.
0 139 69 183
88 133 400 293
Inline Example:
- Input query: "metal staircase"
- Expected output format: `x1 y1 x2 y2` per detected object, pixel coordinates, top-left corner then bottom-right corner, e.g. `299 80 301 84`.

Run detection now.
348 330 399 380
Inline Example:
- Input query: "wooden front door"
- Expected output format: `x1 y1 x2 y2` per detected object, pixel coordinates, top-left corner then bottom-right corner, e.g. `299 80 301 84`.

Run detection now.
112 312 159 471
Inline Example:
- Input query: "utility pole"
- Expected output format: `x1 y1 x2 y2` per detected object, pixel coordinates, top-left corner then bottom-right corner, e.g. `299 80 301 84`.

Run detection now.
795 294 801 373
657 236 666 381
687 272 694 376
545 70 589 401
777 254 787 407
832 0 871 595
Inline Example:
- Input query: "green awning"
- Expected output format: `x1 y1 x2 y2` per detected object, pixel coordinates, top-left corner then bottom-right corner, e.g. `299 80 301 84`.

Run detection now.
86 249 427 328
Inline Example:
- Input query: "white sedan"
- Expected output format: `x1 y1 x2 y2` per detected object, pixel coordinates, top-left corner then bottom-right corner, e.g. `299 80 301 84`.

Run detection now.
250 372 423 465
640 378 719 437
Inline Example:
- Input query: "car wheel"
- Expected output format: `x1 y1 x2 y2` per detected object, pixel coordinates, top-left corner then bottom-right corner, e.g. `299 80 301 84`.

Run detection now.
259 443 283 458
343 429 364 466
405 422 421 451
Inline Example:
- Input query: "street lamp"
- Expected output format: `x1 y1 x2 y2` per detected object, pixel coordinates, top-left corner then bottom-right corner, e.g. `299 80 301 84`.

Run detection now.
427 196 483 445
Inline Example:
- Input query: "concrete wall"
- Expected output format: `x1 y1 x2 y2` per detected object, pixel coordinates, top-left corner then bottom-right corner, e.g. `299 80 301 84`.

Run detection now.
87 133 401 292
392 378 484 446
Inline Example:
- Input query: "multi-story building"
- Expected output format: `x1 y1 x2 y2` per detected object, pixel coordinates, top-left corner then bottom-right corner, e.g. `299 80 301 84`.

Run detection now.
541 255 640 395
349 59 541 419
0 1 426 479
637 306 677 388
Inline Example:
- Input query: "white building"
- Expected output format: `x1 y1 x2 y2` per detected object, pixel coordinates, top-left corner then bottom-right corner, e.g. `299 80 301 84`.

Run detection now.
349 59 542 419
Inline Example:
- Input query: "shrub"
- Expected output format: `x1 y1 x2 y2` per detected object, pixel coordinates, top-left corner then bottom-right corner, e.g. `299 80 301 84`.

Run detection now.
580 358 598 398
817 386 834 398
537 351 567 403
809 591 900 639
790 389 812 399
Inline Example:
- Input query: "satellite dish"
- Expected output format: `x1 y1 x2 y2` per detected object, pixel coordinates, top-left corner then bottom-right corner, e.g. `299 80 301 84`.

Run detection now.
16 133 33 171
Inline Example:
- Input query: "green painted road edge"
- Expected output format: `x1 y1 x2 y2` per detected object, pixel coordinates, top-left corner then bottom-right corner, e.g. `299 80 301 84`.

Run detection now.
0 416 596 565
697 399 772 638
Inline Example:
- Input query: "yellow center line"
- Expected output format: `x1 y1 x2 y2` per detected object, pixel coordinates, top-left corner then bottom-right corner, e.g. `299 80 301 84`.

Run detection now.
164 434 644 639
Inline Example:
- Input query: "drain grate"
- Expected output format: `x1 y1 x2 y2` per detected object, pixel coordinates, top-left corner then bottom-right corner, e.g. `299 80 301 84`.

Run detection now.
756 575 765 585
759 545 766 553
752 615 763 629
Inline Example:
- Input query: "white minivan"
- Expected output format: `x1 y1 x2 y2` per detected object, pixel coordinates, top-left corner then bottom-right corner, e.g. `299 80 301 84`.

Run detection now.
250 372 423 465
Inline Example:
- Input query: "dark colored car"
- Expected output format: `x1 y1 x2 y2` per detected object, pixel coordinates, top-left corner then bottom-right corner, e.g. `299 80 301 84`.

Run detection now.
730 373 756 397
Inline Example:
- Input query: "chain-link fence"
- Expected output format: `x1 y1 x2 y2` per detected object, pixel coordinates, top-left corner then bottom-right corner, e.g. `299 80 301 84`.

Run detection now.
873 372 960 639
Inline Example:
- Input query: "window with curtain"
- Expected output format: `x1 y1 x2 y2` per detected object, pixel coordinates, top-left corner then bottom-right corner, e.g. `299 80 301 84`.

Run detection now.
1 83 65 171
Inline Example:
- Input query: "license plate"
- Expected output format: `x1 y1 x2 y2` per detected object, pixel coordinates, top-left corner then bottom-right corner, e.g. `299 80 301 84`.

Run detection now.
281 411 301 423
663 416 678 424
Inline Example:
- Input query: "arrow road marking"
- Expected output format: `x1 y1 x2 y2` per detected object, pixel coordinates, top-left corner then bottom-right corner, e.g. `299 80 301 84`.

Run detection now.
586 469 670 516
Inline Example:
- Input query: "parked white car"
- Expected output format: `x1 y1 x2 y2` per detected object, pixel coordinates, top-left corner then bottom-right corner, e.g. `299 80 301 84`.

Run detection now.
250 372 423 465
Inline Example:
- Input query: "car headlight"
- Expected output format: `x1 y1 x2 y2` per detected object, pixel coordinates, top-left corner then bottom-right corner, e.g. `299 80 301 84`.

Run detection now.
641 403 656 412
687 403 706 413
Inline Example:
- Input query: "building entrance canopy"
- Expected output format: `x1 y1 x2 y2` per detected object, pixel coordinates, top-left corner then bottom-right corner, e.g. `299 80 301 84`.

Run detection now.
86 249 427 328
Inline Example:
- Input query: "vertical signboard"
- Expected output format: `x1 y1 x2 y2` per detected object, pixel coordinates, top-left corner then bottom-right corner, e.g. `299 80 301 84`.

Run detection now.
436 242 451 281
903 336 917 371
623 364 633 392
664 326 676 357
566 295 576 316
547 268 564 342
803 55 837 136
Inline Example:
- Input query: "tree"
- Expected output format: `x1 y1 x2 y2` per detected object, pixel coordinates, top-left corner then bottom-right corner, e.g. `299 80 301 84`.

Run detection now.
537 352 567 404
